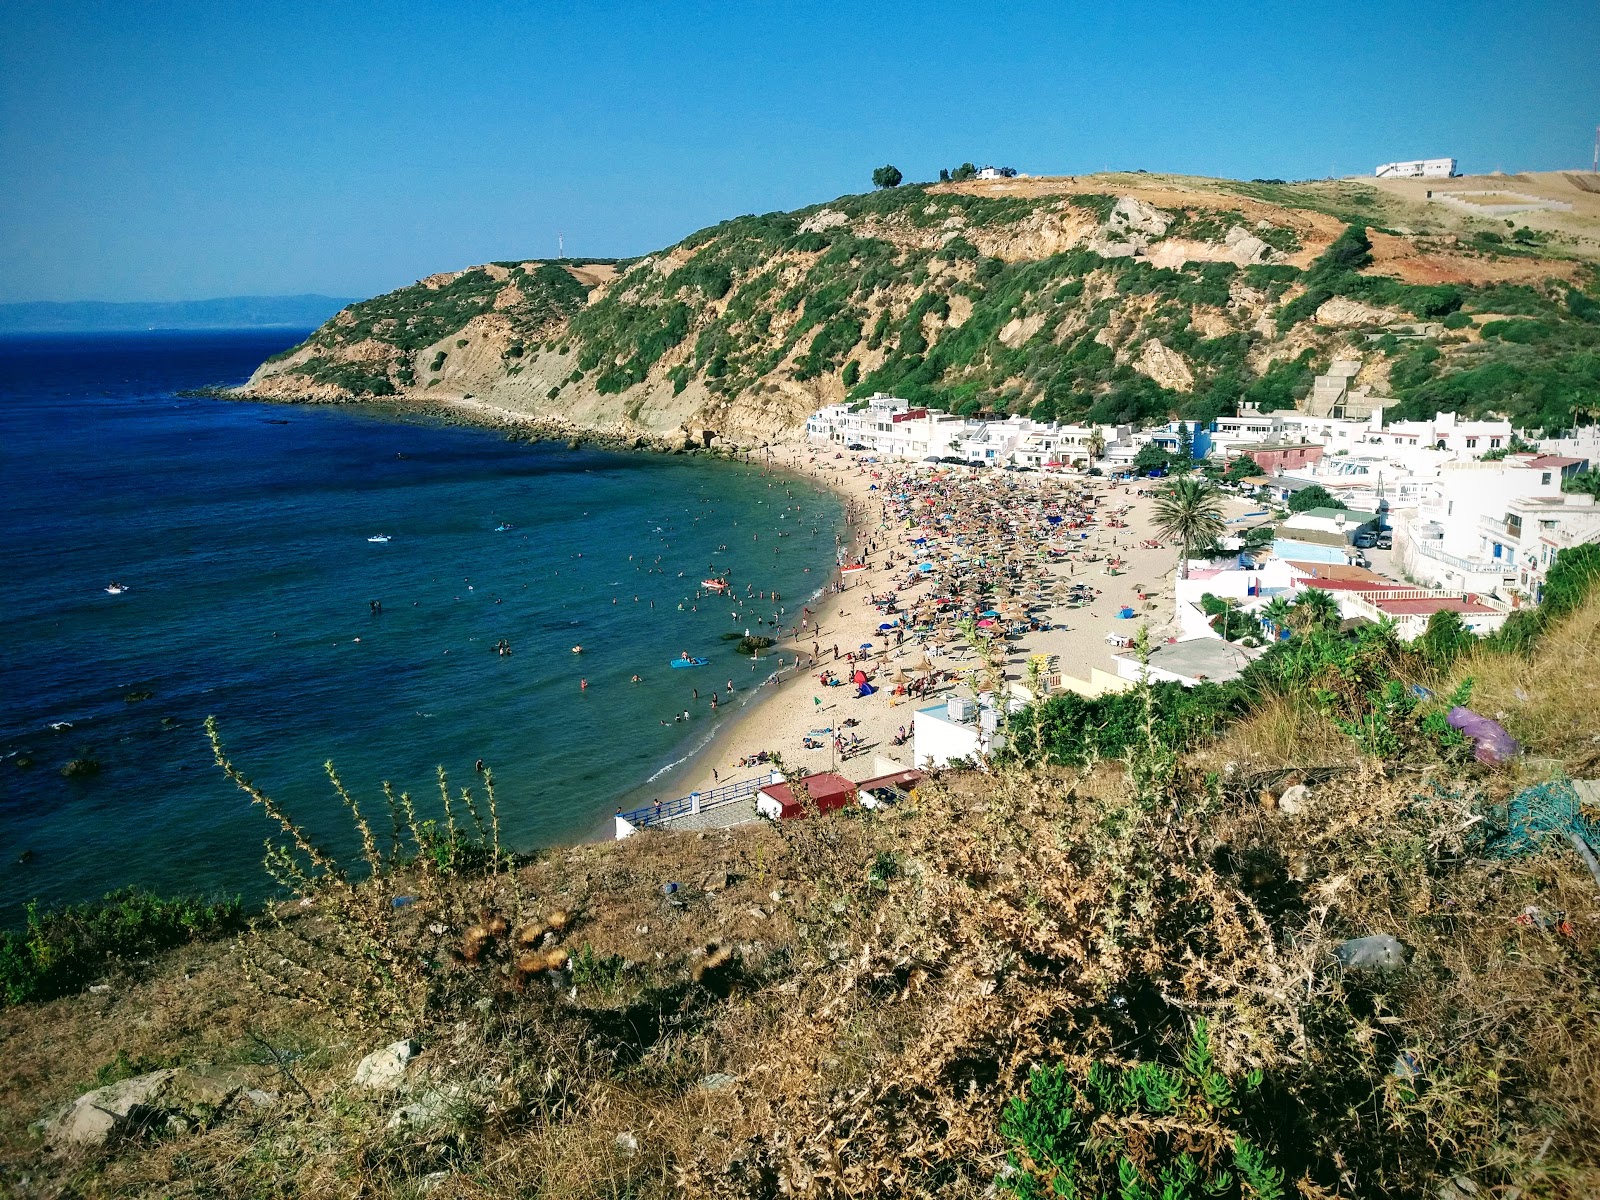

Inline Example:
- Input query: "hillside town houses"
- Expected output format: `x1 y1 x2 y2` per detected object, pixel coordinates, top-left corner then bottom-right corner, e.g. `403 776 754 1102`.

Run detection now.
807 391 1599 648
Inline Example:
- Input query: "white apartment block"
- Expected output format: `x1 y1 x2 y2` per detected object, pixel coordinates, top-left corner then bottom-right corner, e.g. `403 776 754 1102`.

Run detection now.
1392 454 1600 598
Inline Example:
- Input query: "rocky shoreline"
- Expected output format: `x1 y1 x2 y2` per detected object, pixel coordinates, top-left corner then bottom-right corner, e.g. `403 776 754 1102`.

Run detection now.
200 383 797 463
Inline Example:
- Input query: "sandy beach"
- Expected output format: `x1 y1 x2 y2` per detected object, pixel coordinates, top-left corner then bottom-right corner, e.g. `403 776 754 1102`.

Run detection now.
668 443 1256 799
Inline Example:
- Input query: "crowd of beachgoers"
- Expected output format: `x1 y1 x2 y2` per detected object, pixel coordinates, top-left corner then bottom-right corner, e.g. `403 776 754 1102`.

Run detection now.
670 444 1216 799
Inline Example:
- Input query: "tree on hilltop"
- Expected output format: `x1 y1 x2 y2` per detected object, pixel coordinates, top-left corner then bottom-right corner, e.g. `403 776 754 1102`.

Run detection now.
872 165 903 189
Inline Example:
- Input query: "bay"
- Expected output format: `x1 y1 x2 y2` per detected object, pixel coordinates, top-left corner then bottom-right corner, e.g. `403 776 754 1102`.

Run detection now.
0 331 842 925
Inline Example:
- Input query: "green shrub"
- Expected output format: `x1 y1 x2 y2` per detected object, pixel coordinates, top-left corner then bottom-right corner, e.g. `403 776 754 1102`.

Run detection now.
1 890 243 1007
999 1021 1285 1200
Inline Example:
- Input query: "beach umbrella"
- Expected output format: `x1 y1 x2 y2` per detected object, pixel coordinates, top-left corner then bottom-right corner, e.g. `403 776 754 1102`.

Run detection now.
859 643 873 650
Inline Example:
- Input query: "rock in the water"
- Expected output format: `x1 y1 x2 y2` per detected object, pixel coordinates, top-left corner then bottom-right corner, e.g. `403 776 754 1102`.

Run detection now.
1335 934 1410 971
354 1039 416 1090
1277 783 1310 815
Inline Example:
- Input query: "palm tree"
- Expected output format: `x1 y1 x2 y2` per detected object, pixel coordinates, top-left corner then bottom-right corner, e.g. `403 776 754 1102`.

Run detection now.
1150 477 1226 581
1288 587 1340 634
1085 426 1106 463
1260 595 1294 639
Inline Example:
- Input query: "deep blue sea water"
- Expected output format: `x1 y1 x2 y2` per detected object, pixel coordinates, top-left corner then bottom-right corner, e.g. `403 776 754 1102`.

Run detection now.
0 331 842 926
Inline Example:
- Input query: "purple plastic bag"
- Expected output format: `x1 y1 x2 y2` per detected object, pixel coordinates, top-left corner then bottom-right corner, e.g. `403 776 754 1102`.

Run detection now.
1446 706 1520 764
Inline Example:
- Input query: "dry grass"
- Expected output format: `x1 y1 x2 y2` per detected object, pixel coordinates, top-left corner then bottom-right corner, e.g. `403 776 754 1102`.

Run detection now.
6 605 1600 1197
1452 593 1600 774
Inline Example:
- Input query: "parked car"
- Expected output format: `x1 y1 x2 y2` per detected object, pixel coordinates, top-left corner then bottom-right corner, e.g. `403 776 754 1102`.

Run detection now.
1354 531 1377 549
1376 533 1393 550
846 442 867 451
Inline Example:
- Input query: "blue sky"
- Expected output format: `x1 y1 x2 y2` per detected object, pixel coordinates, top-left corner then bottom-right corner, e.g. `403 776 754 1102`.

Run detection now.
1 0 1594 303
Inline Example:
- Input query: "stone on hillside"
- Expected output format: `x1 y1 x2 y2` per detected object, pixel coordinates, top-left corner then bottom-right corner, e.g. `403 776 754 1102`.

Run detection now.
387 1085 463 1132
1314 297 1401 328
700 1072 738 1092
1277 783 1311 814
1223 231 1271 265
41 1067 246 1147
1335 934 1410 971
354 1039 416 1090
1132 339 1194 391
799 208 848 235
1107 196 1171 239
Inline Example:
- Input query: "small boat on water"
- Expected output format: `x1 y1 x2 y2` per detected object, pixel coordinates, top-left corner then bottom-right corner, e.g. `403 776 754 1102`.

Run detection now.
839 563 868 575
104 582 128 595
701 578 730 593
367 535 391 544
671 656 709 669
495 523 513 532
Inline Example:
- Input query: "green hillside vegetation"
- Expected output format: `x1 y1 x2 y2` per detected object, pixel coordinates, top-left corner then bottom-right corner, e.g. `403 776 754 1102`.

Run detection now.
257 180 1600 437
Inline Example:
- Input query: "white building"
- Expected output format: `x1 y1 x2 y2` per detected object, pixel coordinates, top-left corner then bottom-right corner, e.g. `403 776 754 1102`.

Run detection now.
1112 638 1258 687
1375 158 1457 179
1392 455 1600 598
912 695 1007 768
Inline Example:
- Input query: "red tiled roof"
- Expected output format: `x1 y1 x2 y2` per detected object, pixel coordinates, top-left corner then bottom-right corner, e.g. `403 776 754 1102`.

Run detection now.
759 772 857 818
855 769 923 793
1524 455 1583 469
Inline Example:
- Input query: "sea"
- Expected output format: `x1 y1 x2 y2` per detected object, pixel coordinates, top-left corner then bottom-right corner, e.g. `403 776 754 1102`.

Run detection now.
0 330 844 927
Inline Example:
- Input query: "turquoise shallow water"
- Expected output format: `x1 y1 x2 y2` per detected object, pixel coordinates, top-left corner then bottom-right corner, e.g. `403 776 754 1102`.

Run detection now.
0 331 843 925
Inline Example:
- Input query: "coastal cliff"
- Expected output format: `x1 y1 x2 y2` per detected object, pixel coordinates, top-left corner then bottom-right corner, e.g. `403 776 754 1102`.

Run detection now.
241 170 1600 442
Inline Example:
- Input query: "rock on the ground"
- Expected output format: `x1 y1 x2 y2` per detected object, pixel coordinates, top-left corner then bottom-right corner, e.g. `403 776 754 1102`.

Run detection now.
387 1086 462 1132
1335 934 1410 971
700 1072 737 1092
41 1067 245 1147
1277 783 1311 815
354 1039 416 1090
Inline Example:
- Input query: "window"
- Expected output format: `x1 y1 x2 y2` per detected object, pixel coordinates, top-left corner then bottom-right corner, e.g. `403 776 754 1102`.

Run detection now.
1466 438 1477 448
1542 472 1552 485
1490 438 1502 448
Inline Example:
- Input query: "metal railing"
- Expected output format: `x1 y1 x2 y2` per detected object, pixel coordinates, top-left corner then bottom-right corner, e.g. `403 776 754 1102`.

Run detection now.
619 772 773 830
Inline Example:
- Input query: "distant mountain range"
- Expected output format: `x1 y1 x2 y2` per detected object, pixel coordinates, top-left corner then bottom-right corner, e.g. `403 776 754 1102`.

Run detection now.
0 295 357 333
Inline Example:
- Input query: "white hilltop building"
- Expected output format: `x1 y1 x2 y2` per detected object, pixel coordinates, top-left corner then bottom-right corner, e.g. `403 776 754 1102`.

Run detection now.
1375 157 1457 179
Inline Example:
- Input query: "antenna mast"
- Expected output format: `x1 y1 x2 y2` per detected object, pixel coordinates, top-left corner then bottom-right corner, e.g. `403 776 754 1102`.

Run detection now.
558 232 565 259
1593 126 1598 173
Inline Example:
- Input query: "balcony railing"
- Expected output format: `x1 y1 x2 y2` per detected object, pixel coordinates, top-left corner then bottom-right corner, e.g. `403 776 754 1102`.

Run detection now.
1406 537 1507 577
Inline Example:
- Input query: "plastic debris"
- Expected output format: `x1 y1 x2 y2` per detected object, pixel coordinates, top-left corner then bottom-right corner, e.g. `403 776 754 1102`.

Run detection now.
1391 1051 1423 1082
1445 707 1520 764
1334 934 1410 971
1492 779 1600 888
662 882 678 895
